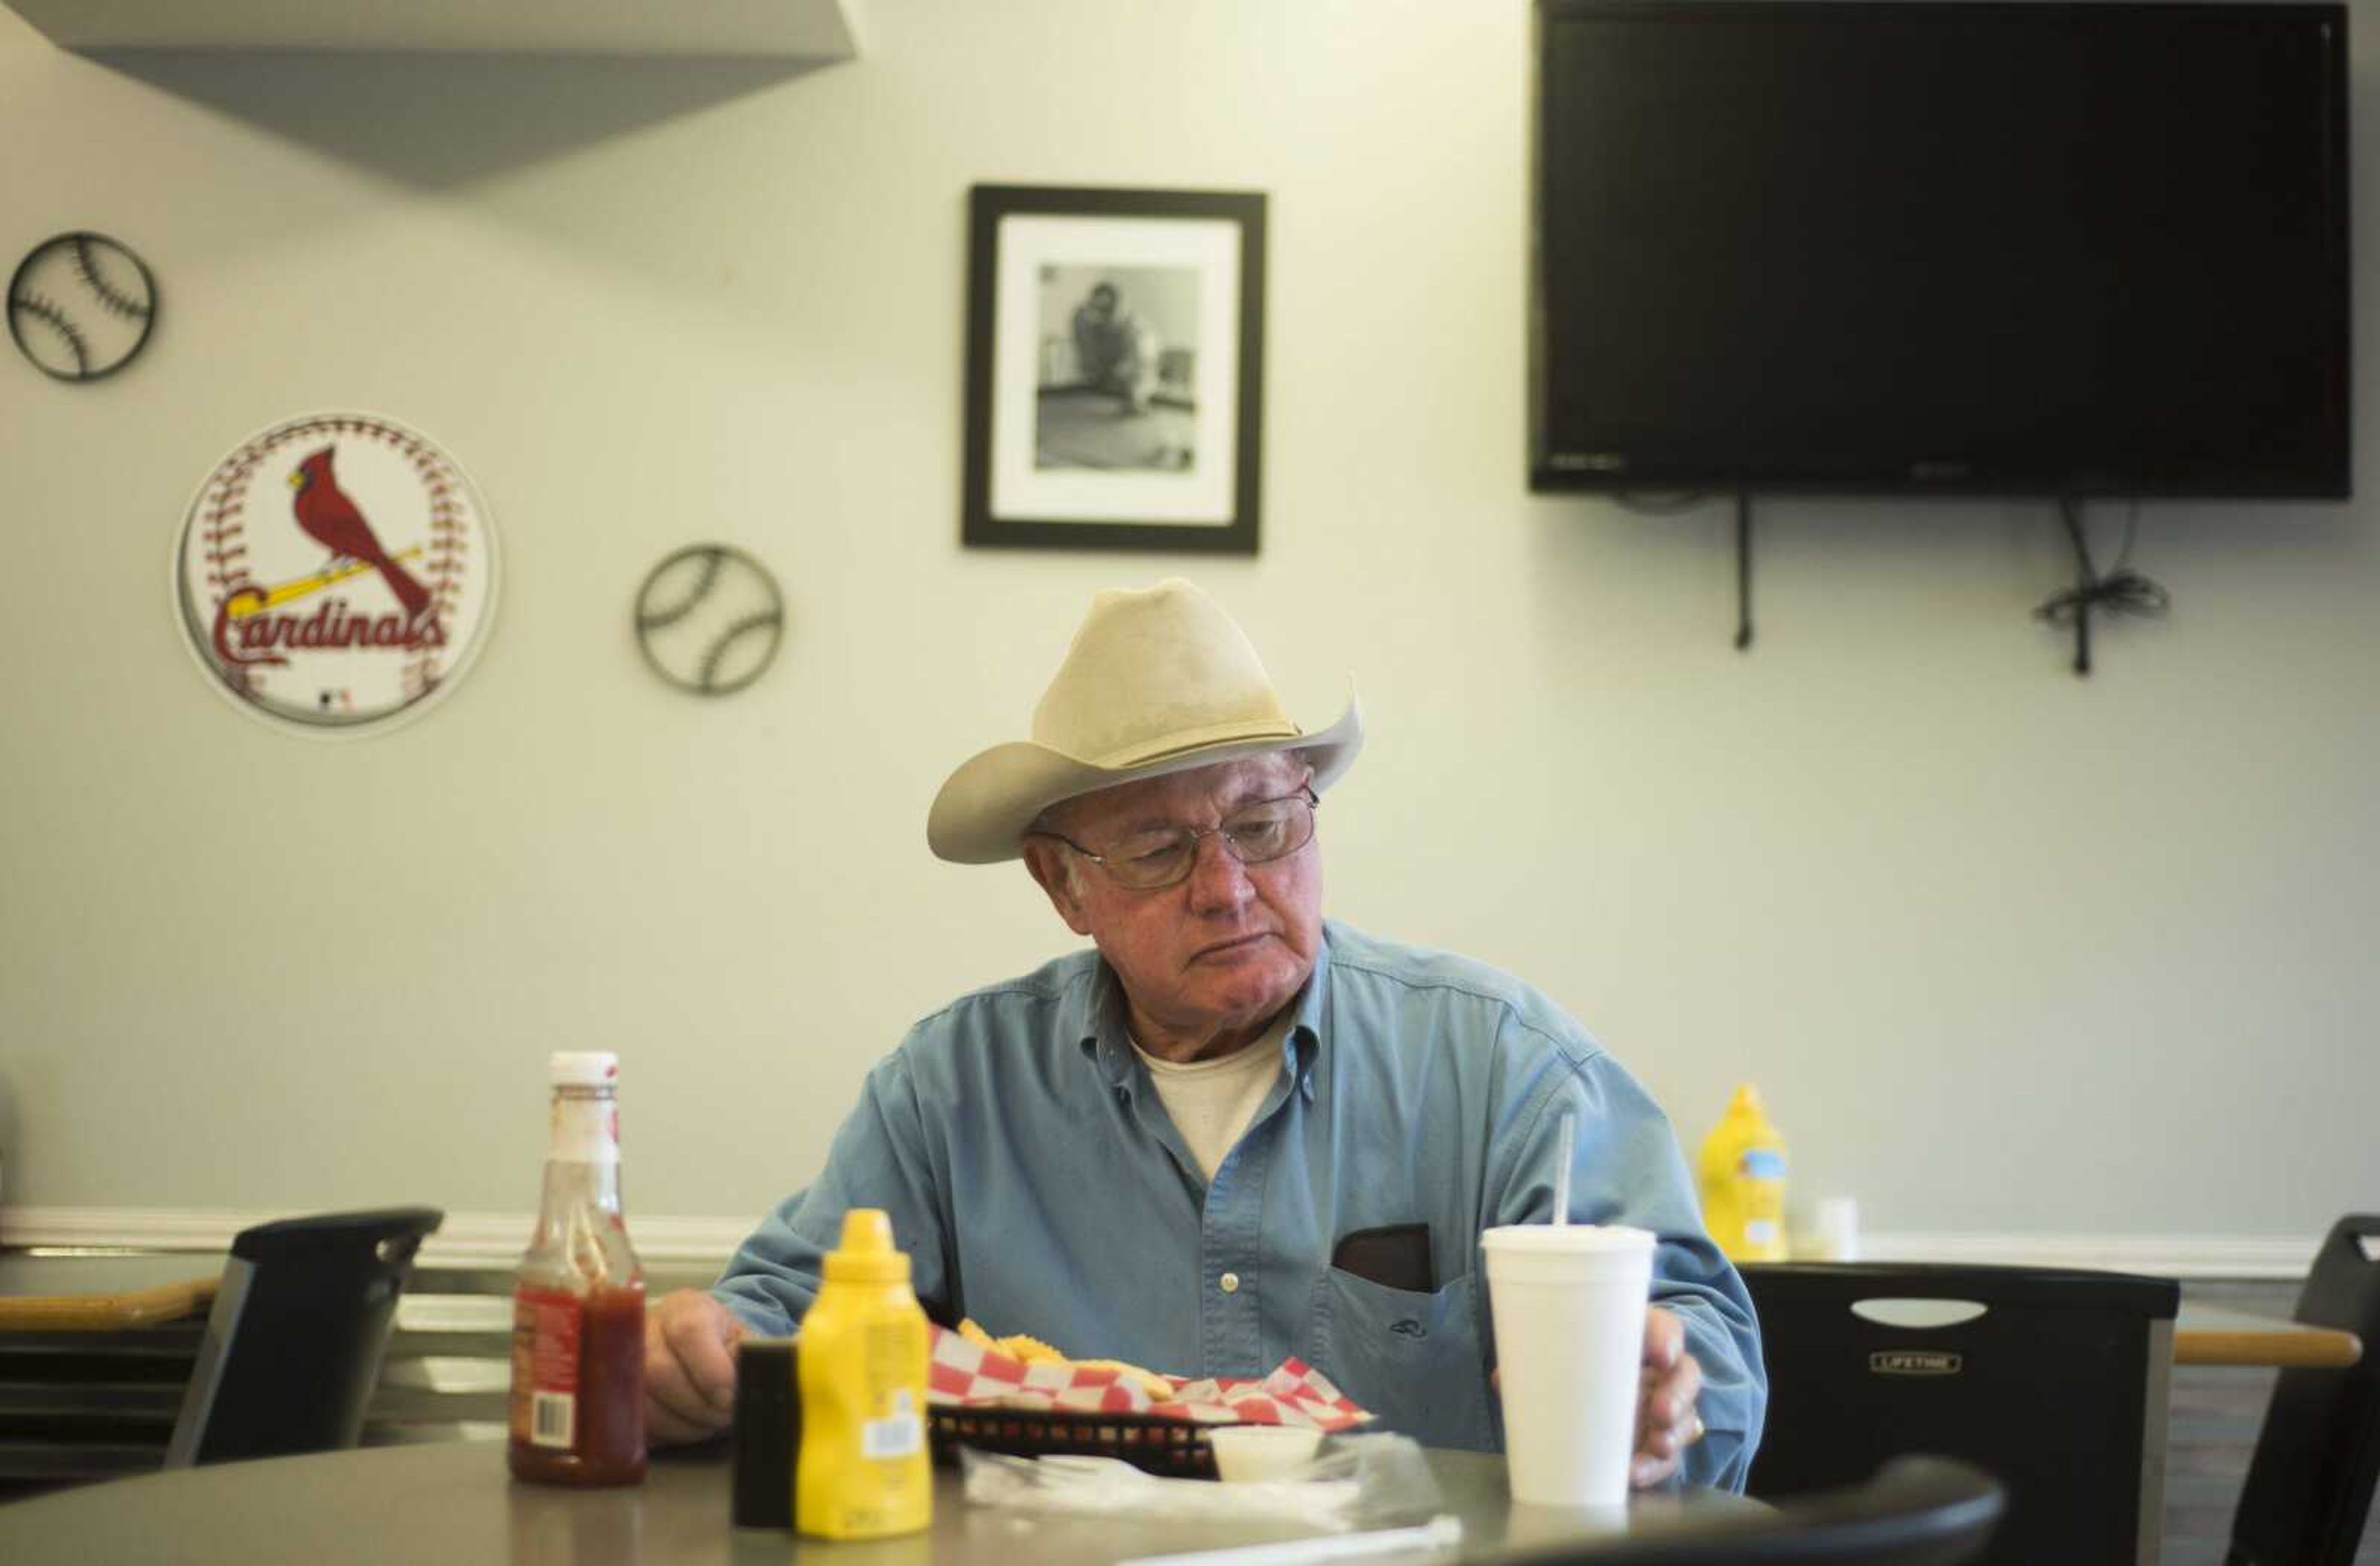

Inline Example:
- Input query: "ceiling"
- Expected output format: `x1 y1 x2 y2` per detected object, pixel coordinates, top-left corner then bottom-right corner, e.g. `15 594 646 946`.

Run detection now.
1 0 862 58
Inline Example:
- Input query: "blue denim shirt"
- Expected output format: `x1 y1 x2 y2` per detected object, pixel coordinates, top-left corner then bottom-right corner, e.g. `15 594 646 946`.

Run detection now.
714 920 1766 1489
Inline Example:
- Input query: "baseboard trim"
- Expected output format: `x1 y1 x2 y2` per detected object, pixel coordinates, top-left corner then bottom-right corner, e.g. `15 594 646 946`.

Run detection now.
0 1206 2320 1278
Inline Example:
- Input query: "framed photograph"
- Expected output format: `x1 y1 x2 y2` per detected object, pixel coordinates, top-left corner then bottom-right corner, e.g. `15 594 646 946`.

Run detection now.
962 184 1266 553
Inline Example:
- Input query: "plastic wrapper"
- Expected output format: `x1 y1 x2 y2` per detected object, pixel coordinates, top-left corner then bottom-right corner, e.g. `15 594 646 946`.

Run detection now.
958 1432 1443 1531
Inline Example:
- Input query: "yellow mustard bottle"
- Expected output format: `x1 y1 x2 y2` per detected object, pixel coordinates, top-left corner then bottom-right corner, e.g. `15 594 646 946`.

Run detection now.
795 1208 932 1540
1699 1084 1789 1262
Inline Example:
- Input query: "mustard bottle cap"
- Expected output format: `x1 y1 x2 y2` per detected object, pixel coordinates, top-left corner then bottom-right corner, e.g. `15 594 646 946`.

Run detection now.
1712 1084 1786 1161
822 1207 912 1284
839 1208 892 1252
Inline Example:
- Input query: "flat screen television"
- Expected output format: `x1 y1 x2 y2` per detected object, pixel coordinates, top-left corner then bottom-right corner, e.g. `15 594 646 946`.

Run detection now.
1530 2 2351 498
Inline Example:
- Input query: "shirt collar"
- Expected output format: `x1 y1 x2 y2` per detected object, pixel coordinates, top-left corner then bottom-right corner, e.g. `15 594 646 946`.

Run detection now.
1076 931 1330 1101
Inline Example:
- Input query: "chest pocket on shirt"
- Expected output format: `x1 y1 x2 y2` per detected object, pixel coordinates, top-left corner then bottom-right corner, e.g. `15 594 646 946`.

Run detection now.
1308 1269 1495 1453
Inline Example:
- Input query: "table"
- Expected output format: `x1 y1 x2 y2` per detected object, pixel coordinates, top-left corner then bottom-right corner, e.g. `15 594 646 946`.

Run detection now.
2173 1303 2363 1370
0 1252 227 1490
0 1436 1762 1565
0 1252 220 1331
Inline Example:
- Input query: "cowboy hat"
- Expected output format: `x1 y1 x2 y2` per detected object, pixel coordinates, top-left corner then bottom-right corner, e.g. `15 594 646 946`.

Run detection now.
927 579 1363 864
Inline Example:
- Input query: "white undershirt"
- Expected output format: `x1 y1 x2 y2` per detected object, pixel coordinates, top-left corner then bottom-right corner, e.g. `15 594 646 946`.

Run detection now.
1129 1016 1292 1181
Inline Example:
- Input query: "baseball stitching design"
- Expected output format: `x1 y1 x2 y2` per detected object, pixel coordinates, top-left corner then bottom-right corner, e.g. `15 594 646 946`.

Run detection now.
698 610 786 692
635 548 726 632
8 232 157 383
9 293 89 374
176 413 498 731
633 545 785 697
69 236 152 320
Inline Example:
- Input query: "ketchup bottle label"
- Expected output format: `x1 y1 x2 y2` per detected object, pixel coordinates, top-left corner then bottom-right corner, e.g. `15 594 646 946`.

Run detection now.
511 1287 584 1450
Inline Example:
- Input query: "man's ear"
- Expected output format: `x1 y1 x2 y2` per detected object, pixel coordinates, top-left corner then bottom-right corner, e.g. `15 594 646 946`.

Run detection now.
1022 839 1095 937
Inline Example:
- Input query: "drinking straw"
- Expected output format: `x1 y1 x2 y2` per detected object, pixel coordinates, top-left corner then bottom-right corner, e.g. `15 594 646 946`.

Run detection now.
1551 1107 1577 1226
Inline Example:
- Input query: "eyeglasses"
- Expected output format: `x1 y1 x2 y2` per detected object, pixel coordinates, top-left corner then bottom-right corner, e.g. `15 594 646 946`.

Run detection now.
1031 788 1320 891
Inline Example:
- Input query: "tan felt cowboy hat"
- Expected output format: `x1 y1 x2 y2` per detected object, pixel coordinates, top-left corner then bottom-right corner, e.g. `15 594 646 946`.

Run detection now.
928 579 1364 864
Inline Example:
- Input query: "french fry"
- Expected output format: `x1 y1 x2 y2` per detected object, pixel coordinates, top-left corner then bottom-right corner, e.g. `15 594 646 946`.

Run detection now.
995 1332 1062 1363
954 1319 1178 1396
1073 1358 1179 1399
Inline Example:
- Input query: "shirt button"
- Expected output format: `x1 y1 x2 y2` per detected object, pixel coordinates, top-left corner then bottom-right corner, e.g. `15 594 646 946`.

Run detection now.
1219 1272 1241 1294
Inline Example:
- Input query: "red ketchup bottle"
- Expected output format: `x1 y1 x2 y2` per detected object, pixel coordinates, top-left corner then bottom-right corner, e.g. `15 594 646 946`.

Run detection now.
508 1050 648 1485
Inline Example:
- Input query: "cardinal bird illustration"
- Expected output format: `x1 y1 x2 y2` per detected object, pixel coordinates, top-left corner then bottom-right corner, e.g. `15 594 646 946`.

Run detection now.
288 447 433 624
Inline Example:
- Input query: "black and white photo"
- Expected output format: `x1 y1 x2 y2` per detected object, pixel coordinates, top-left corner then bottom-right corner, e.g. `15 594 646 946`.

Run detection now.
963 185 1265 552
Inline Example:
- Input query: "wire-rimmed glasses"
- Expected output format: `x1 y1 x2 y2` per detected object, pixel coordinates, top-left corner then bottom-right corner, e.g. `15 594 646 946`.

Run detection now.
1029 788 1320 890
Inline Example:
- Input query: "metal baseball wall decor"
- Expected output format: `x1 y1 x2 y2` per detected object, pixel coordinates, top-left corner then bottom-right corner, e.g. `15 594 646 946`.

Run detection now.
174 413 501 734
633 545 785 696
9 232 157 382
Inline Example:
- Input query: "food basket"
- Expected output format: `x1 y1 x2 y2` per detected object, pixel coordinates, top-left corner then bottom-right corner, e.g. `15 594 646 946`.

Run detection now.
925 1324 1369 1480
927 1405 1219 1478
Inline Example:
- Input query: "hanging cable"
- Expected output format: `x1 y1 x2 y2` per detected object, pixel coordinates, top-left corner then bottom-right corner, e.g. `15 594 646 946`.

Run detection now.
1734 493 1754 651
2034 498 2168 676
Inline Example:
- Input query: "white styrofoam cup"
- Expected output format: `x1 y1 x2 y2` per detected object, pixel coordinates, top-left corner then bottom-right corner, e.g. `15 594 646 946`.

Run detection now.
1481 1223 1655 1508
1812 1195 1860 1262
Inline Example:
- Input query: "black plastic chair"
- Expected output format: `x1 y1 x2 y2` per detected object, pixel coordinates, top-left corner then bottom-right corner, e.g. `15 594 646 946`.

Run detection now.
1500 1456 2004 1565
1742 1262 2179 1566
163 1207 443 1467
2227 1215 2380 1566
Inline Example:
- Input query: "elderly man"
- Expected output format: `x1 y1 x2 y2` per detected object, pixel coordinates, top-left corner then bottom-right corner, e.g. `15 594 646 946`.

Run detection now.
645 579 1765 1488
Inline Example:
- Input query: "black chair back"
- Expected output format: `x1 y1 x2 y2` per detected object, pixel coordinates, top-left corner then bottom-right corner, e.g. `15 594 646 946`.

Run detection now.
164 1207 443 1466
1743 1262 2178 1566
1501 1456 2004 1565
2228 1215 2380 1566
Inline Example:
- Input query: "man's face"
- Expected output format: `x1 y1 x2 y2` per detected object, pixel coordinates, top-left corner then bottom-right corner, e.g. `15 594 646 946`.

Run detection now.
1026 754 1323 1058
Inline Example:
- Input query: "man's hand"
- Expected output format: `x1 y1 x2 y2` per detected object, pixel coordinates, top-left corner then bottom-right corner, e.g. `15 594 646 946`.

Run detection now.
645 1288 744 1446
1631 1304 1706 1489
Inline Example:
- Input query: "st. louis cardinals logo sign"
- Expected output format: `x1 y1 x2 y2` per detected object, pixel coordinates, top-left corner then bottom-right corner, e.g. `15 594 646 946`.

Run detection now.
175 413 499 732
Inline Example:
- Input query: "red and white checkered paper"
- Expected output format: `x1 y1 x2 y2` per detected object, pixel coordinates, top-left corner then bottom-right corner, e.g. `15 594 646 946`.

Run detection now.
926 1326 1373 1430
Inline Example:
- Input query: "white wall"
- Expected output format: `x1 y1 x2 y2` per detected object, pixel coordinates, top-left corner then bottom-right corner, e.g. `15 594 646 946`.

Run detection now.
1 1 2373 1246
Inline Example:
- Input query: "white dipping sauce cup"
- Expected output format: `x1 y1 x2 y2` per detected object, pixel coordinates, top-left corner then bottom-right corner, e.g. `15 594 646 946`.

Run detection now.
1207 1423 1323 1482
1481 1223 1655 1507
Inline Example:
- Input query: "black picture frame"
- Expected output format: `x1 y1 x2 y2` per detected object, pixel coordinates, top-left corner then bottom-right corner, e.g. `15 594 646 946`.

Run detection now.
962 184 1266 553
